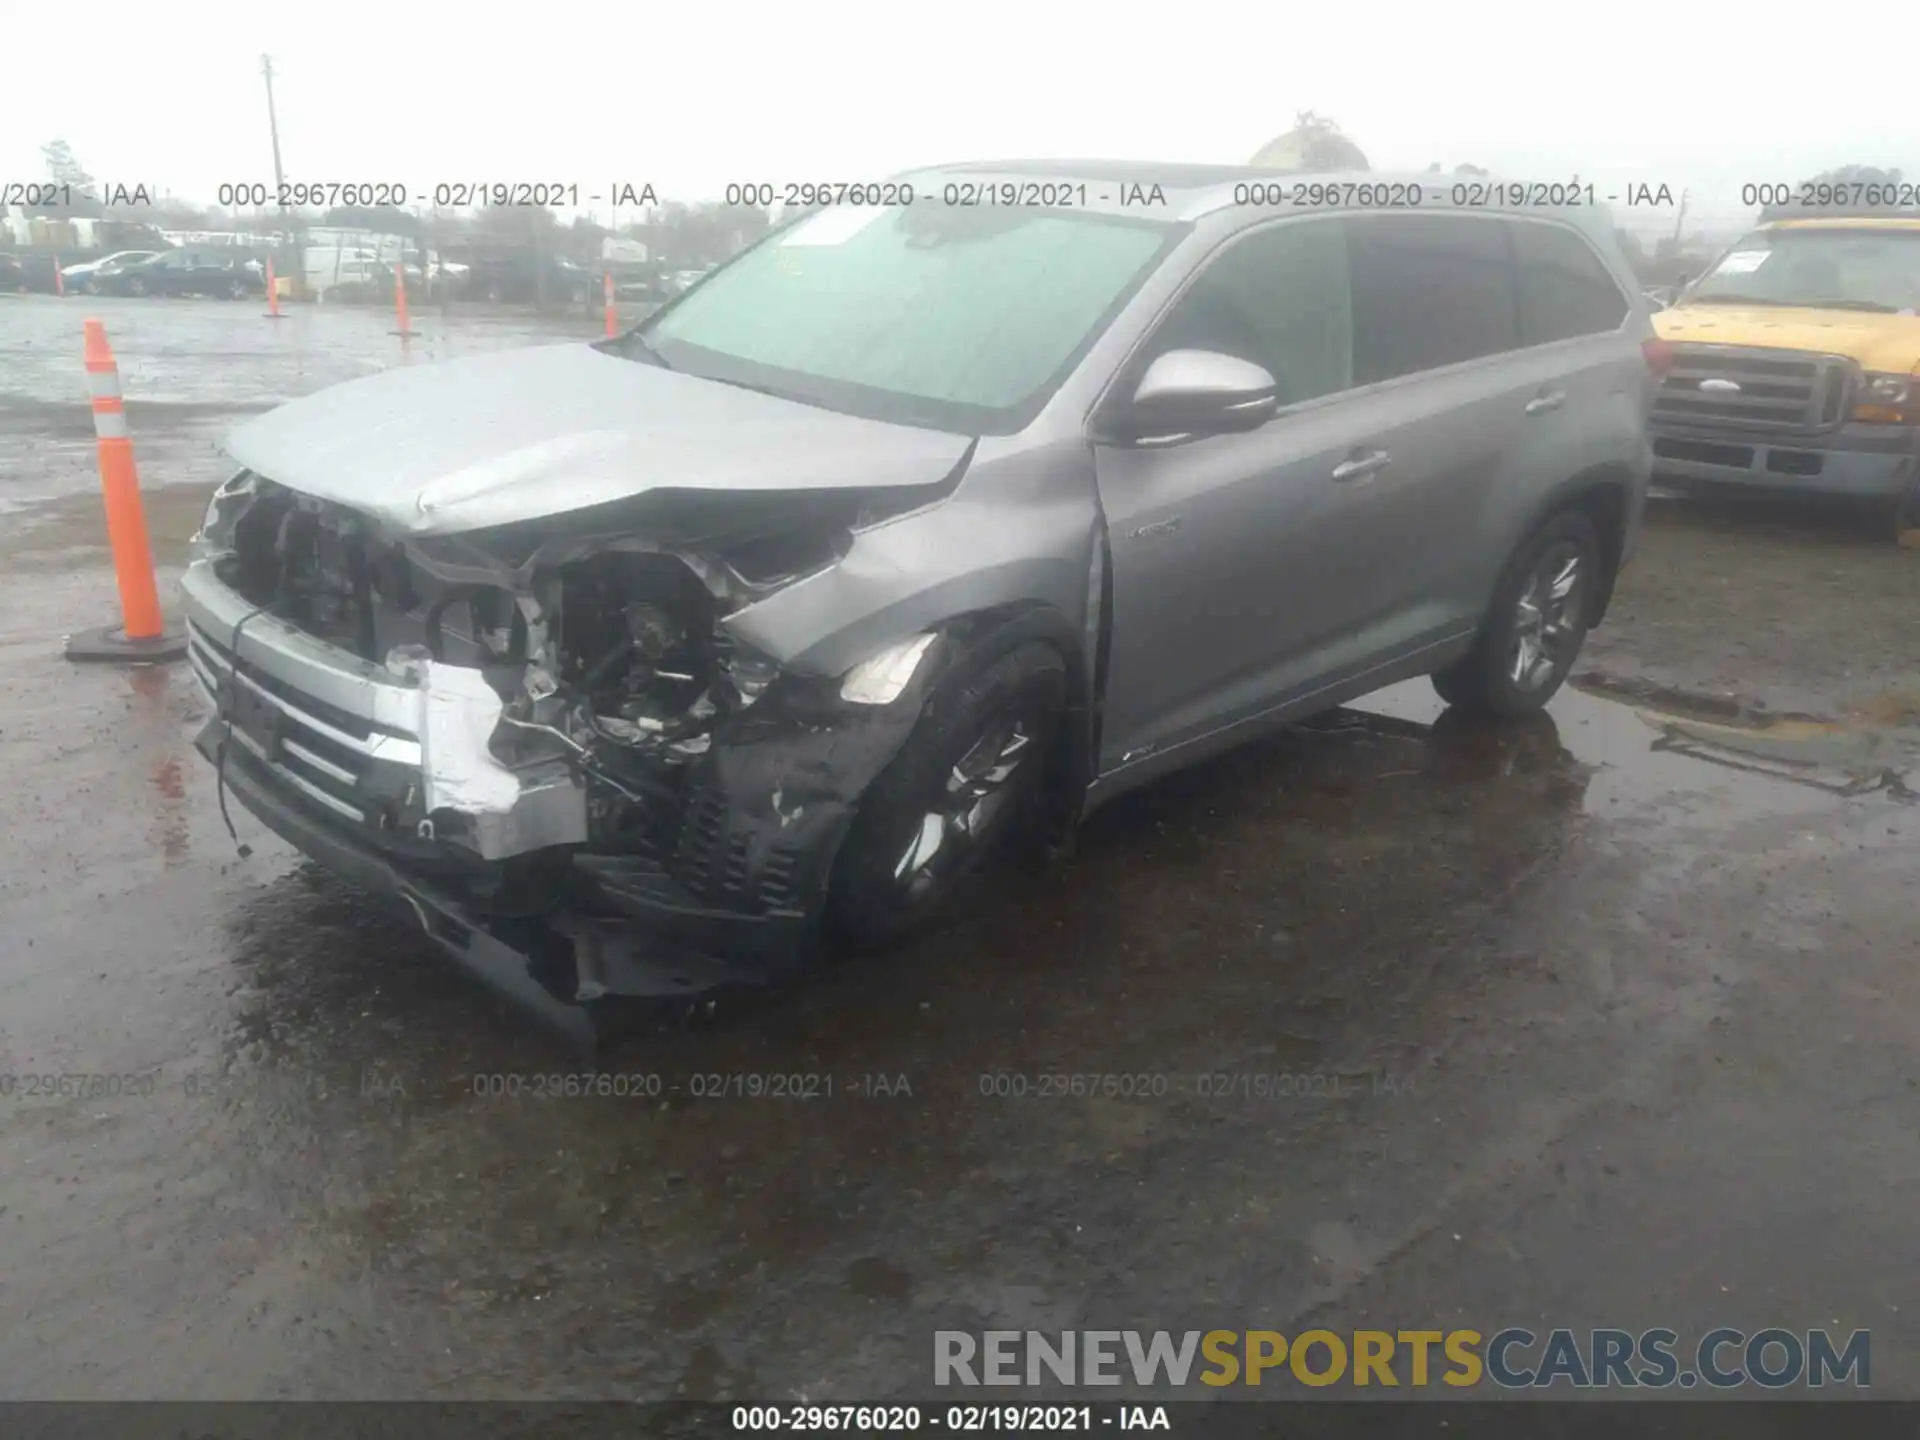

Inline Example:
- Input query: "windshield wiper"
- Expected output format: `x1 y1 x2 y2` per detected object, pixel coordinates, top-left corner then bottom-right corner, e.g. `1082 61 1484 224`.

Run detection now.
1793 298 1897 313
1688 293 1898 313
703 374 792 401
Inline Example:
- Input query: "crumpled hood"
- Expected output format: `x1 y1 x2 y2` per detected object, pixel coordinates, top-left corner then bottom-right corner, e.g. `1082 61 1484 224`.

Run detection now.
1655 305 1920 375
222 343 974 536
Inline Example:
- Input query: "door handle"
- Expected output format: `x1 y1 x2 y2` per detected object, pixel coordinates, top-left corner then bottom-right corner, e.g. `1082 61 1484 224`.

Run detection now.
1525 389 1567 416
1330 449 1392 483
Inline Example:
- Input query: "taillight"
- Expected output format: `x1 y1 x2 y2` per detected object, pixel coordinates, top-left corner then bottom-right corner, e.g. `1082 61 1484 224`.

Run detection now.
1641 338 1676 375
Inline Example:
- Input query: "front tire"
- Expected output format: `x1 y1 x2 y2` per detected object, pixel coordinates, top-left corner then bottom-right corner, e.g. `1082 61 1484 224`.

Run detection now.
1432 509 1601 717
827 640 1067 952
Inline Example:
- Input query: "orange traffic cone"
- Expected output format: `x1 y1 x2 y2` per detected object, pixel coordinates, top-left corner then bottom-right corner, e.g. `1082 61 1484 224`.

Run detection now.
603 270 617 338
65 320 187 663
391 260 417 338
264 255 285 319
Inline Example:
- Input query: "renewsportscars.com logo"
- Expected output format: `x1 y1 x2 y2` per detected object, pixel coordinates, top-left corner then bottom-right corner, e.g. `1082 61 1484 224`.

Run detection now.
934 1328 1870 1390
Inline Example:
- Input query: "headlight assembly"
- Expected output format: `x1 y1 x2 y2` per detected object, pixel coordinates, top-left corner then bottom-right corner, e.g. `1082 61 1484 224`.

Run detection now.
1853 373 1916 425
190 469 260 560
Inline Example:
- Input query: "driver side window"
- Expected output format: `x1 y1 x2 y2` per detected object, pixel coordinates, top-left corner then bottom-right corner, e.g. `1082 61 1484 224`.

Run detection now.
1144 218 1354 408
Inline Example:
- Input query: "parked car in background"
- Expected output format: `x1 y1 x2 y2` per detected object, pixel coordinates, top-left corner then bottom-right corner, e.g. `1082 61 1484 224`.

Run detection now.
1649 215 1920 537
304 246 389 302
61 250 162 293
94 248 265 299
181 161 1655 1035
303 245 460 301
0 252 23 292
459 254 592 304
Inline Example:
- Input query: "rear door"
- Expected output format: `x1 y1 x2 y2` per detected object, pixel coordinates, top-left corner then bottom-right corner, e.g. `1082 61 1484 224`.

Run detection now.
147 251 190 294
1499 216 1639 580
1337 212 1537 643
188 252 231 296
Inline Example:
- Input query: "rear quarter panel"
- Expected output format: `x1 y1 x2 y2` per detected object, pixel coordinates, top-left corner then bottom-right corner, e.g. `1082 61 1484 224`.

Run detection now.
1476 216 1653 611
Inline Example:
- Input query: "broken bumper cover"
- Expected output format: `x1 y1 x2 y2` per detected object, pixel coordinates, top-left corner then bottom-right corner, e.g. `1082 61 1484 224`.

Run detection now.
181 559 948 1026
180 559 584 862
1650 421 1920 503
192 719 817 1043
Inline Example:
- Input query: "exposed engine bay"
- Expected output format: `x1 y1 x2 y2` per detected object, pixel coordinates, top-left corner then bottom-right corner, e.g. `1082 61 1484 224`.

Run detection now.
194 471 957 960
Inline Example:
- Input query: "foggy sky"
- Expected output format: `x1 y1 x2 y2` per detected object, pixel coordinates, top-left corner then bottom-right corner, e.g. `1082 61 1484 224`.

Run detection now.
5 0 1911 234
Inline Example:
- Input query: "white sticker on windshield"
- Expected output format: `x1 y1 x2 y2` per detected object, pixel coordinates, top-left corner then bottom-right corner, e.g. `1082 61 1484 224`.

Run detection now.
779 205 890 247
1714 249 1771 275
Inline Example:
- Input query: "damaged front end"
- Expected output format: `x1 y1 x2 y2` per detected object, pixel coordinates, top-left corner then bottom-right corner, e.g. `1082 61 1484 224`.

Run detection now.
183 471 957 1033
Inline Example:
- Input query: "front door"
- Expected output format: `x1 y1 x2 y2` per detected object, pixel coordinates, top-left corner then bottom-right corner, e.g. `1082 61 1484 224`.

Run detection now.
1092 216 1388 773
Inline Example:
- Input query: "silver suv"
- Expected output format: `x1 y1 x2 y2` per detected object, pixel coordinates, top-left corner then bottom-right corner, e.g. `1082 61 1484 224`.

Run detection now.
183 162 1654 1030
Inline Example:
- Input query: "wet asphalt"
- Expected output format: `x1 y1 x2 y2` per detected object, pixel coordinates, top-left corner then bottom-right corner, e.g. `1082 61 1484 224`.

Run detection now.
1 295 1916 1401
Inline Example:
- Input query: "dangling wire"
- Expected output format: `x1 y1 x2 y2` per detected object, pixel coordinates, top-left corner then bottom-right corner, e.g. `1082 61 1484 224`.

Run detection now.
216 600 291 859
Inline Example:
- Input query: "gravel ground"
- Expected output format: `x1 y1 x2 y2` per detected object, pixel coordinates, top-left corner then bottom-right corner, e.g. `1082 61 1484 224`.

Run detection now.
1589 491 1920 720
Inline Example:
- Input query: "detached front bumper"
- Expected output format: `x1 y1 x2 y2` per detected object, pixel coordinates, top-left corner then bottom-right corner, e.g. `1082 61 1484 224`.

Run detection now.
1650 421 1920 504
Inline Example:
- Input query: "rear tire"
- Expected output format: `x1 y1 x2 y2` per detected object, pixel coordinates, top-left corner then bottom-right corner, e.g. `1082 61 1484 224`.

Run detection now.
1432 509 1602 718
827 641 1067 952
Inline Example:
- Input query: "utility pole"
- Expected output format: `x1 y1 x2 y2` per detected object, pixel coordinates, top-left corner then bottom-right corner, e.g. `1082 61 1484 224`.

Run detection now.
1670 188 1690 249
261 55 302 295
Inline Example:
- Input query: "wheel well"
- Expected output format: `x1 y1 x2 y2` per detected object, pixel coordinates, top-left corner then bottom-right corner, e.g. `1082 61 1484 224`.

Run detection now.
934 602 1093 851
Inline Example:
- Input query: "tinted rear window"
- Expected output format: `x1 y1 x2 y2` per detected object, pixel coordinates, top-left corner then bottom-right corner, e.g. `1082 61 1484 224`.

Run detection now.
1514 222 1627 343
1347 215 1520 383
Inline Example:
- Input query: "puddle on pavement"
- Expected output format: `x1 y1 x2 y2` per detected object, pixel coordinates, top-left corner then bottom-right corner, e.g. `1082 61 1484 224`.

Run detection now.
182 674 1896 1203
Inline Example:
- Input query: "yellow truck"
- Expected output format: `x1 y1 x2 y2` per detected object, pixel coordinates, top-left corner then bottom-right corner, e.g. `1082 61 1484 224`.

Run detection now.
1649 216 1920 537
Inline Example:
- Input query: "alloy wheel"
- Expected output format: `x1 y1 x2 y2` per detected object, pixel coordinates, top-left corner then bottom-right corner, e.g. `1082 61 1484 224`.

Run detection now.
1509 542 1585 692
891 711 1037 904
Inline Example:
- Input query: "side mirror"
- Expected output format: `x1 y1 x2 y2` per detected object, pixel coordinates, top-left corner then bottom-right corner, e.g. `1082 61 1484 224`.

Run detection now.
1118 350 1280 443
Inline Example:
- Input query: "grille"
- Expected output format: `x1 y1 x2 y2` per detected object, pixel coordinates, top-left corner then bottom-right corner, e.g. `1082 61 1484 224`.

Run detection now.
669 789 805 914
1652 344 1852 433
672 792 729 895
187 621 405 824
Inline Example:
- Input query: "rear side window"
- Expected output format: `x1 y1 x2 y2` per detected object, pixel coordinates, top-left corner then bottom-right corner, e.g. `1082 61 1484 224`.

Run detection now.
1347 215 1520 383
1513 222 1628 343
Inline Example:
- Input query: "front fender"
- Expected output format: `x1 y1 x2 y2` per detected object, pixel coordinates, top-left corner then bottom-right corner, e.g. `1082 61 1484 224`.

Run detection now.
721 454 1101 680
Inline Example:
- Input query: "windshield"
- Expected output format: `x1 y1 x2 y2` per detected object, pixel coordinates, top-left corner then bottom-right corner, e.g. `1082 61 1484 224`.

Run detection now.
629 203 1183 432
1688 227 1920 313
